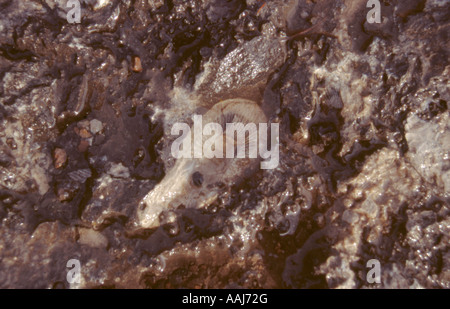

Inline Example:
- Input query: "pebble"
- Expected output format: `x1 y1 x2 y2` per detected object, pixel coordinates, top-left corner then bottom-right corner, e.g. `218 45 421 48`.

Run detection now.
78 128 92 138
77 119 90 129
68 169 92 182
132 56 142 72
57 188 72 202
89 119 103 134
108 163 130 178
342 210 359 224
53 148 67 169
78 140 89 152
78 228 108 248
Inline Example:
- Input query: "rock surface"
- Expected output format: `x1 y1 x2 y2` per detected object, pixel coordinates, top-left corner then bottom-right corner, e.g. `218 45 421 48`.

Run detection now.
0 0 448 288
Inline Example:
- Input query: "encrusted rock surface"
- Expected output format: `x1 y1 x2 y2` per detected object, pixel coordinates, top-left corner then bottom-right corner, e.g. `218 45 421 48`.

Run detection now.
0 0 448 288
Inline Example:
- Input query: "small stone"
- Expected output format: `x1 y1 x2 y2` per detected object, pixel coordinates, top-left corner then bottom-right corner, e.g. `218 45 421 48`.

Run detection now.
68 169 92 182
360 198 378 218
78 228 108 248
57 188 72 202
53 148 67 169
342 210 359 224
78 140 89 152
77 119 90 129
93 0 112 10
131 56 142 72
78 128 92 138
107 163 130 178
148 0 164 10
89 119 103 134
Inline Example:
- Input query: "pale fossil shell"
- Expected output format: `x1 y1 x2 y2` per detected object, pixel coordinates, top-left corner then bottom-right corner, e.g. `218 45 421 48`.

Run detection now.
137 98 267 229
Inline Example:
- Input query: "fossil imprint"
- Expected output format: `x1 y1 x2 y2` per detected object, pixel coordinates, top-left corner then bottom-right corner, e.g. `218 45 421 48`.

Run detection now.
135 20 314 228
137 99 271 229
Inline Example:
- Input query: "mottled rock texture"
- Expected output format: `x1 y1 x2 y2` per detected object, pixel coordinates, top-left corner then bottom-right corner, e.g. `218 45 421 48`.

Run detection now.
0 0 448 288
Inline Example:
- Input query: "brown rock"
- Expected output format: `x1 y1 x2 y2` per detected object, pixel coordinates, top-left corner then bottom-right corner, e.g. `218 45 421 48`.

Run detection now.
132 56 142 72
78 228 108 248
78 128 92 138
77 119 90 129
78 140 89 152
57 188 72 202
53 148 67 169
